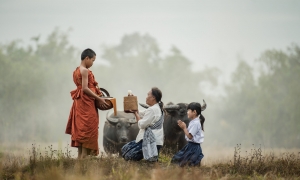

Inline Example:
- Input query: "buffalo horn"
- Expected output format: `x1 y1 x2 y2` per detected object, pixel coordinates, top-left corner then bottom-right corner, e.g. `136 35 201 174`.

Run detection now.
106 112 119 124
163 104 180 110
139 103 149 109
201 99 207 111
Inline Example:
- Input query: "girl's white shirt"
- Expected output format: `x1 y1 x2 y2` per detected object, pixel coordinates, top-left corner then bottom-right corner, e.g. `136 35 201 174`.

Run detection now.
135 103 164 145
185 117 204 144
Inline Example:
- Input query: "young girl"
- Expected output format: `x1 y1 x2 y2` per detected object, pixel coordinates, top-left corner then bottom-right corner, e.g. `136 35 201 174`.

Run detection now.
171 101 207 167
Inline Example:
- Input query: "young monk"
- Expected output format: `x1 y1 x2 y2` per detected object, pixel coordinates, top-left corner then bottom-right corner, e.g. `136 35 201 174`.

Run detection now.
65 48 108 159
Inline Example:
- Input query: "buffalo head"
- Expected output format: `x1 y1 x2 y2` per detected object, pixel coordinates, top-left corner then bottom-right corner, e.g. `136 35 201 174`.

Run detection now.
105 112 137 143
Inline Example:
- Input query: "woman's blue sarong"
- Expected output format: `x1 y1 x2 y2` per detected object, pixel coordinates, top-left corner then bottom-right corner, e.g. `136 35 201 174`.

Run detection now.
121 140 162 161
171 142 204 167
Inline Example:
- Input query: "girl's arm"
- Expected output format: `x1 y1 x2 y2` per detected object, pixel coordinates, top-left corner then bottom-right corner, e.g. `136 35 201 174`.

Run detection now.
81 68 108 105
178 120 193 139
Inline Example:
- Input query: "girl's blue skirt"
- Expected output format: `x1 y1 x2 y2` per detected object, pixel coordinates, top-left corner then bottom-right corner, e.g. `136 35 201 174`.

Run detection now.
121 140 162 161
171 142 204 167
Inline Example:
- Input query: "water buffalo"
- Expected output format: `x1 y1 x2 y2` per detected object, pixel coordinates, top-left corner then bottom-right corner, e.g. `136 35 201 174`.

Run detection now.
103 111 139 155
163 102 190 151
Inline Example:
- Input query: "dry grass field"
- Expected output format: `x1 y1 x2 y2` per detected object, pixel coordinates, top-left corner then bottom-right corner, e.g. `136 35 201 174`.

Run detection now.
0 143 299 180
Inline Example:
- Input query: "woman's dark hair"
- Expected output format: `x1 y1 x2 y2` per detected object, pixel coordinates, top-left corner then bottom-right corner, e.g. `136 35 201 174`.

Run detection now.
187 102 205 131
151 87 164 113
81 48 96 60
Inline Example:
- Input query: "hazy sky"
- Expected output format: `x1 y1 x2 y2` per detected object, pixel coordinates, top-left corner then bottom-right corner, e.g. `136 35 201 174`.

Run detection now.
1 0 300 80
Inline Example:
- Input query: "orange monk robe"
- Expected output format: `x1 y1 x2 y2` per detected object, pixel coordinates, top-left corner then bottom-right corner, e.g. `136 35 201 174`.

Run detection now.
65 67 102 155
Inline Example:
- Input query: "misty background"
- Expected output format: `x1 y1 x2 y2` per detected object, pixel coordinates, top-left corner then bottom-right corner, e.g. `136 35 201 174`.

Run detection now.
0 0 300 152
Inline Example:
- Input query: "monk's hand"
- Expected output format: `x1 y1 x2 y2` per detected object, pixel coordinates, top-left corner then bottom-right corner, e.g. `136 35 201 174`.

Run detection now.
177 120 186 129
98 97 109 107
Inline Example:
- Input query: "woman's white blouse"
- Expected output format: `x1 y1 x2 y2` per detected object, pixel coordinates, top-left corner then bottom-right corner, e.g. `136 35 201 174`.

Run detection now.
135 103 164 145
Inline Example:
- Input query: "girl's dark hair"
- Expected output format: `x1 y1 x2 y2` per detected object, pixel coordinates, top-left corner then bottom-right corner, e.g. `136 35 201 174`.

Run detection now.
81 48 96 60
187 102 205 131
151 87 164 113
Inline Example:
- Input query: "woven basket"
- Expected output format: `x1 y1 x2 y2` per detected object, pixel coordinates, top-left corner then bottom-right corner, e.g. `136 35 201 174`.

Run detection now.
124 96 138 112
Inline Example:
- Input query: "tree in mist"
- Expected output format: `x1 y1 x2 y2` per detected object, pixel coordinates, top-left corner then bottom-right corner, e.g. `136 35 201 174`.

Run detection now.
217 44 300 148
0 29 78 142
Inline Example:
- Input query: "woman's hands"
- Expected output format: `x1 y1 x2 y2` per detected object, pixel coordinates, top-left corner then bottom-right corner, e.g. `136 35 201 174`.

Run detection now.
134 111 141 121
127 110 141 122
127 109 138 113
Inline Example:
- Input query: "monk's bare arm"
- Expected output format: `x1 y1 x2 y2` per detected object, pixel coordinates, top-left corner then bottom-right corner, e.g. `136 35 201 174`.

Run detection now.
81 68 107 103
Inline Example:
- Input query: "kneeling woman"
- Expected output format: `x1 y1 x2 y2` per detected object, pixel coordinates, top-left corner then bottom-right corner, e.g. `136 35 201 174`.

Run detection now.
122 87 164 162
